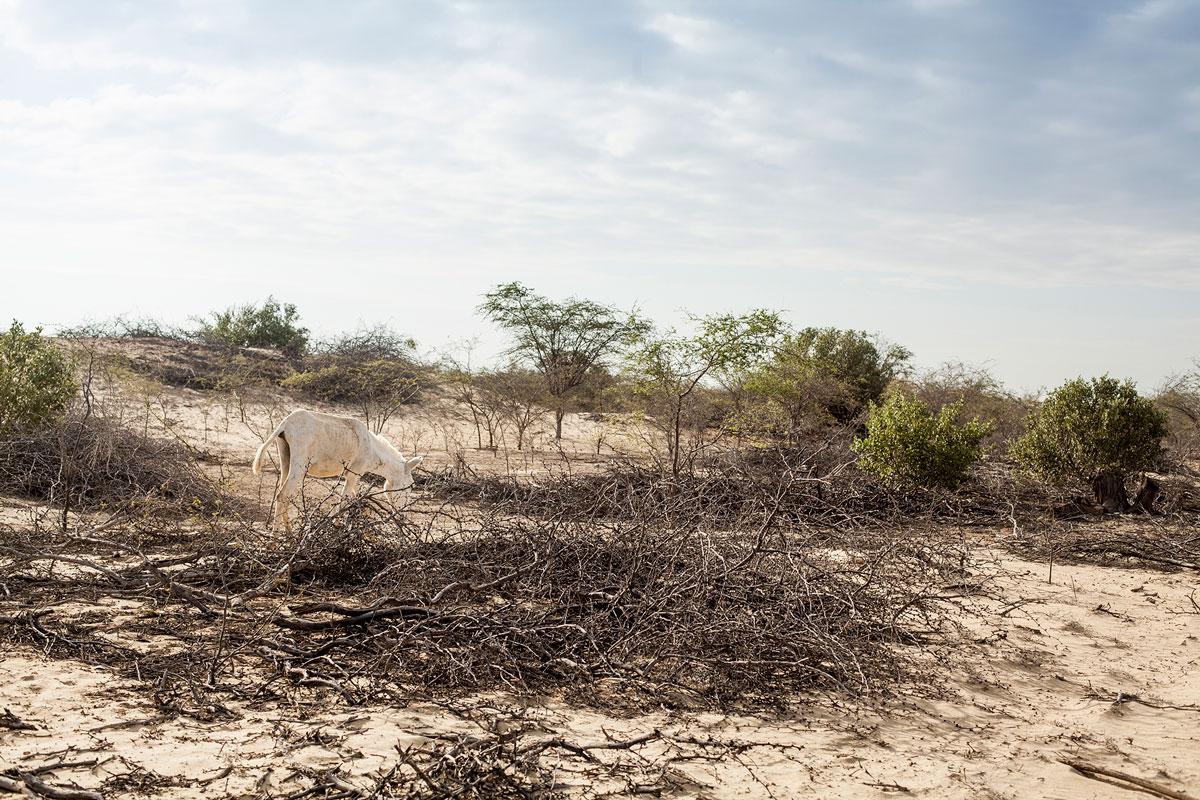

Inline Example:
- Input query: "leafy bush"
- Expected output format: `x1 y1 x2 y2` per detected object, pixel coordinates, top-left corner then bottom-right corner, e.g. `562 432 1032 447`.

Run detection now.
1012 376 1167 485
195 296 309 355
749 327 912 428
852 392 994 489
0 320 76 435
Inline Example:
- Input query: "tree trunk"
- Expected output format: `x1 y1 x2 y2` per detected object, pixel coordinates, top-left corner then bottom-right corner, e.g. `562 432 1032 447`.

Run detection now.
1053 471 1160 519
1091 470 1131 513
1132 474 1161 514
671 397 683 481
554 405 564 440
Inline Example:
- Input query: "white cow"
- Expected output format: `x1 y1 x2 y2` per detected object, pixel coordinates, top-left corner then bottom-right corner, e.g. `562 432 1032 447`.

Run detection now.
252 409 423 530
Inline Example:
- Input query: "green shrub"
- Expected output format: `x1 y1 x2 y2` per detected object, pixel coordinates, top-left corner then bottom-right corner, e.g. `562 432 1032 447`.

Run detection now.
748 327 912 428
195 296 309 355
0 320 76 435
283 359 419 403
283 357 422 433
852 392 994 489
1012 376 1167 485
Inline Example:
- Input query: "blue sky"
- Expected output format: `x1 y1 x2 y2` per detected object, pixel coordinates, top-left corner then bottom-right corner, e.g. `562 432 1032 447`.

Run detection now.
1 0 1197 393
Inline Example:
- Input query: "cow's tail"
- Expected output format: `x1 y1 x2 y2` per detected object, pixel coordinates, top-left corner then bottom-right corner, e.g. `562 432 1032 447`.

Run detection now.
252 419 289 474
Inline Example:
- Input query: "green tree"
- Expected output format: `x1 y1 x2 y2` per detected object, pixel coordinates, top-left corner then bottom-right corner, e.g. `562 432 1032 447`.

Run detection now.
751 327 912 428
852 392 994 490
1012 376 1167 485
0 320 76 435
626 310 784 479
196 296 309 355
478 283 649 439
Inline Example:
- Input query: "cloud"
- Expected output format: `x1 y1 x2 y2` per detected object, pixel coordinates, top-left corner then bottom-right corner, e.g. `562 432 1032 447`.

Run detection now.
0 0 1196 298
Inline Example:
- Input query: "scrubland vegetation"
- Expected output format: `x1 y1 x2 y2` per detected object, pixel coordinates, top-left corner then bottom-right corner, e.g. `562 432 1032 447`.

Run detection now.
1 290 1198 798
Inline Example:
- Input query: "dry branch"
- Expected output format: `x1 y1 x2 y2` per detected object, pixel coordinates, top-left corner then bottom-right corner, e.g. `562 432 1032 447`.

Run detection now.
1059 757 1198 800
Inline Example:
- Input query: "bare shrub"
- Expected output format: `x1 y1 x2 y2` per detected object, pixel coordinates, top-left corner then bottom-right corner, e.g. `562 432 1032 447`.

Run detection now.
1158 366 1200 463
486 367 548 451
444 367 507 450
58 314 191 342
285 326 426 433
0 412 235 518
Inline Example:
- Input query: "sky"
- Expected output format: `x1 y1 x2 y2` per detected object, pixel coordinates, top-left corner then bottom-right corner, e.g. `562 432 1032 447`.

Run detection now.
1 0 1198 394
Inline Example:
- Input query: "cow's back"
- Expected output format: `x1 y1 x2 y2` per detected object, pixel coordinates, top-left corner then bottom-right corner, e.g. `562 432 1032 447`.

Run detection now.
281 410 371 477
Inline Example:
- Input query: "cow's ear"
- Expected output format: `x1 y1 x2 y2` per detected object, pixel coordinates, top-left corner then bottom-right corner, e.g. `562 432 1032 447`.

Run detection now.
407 456 424 469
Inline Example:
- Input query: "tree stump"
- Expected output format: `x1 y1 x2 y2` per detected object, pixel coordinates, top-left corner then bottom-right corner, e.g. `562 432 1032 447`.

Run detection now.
1090 470 1131 514
1052 471 1160 518
1131 474 1161 514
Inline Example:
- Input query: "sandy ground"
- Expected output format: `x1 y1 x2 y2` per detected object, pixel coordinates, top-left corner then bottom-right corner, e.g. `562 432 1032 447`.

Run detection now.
2 371 1198 798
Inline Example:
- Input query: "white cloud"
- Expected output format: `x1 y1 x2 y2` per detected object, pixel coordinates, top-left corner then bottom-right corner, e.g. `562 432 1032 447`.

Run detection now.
0 0 1196 389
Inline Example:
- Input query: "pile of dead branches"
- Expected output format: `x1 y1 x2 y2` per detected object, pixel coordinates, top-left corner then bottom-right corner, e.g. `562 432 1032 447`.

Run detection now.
0 413 235 516
1003 517 1200 571
420 438 1043 536
262 517 966 704
0 460 974 712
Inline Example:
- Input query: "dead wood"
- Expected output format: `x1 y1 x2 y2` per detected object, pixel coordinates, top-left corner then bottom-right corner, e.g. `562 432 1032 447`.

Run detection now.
1052 472 1163 520
1091 470 1131 513
0 709 36 731
12 771 103 800
1133 475 1163 514
1059 757 1198 800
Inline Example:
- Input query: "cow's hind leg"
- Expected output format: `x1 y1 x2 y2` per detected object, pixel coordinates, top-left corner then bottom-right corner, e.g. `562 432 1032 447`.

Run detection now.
272 436 295 531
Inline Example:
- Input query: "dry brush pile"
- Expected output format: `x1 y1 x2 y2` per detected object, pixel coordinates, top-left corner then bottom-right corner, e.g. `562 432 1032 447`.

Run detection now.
0 413 238 520
0 435 985 797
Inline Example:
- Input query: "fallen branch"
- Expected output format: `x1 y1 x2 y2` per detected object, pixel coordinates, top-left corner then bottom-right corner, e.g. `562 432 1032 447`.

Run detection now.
0 709 36 731
17 771 104 800
1059 757 1198 800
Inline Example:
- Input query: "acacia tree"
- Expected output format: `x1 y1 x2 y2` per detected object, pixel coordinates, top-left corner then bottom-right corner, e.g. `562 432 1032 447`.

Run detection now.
478 283 649 440
626 310 784 479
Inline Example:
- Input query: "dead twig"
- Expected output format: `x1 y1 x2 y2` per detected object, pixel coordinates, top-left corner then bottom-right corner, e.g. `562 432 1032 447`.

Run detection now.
0 709 36 731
